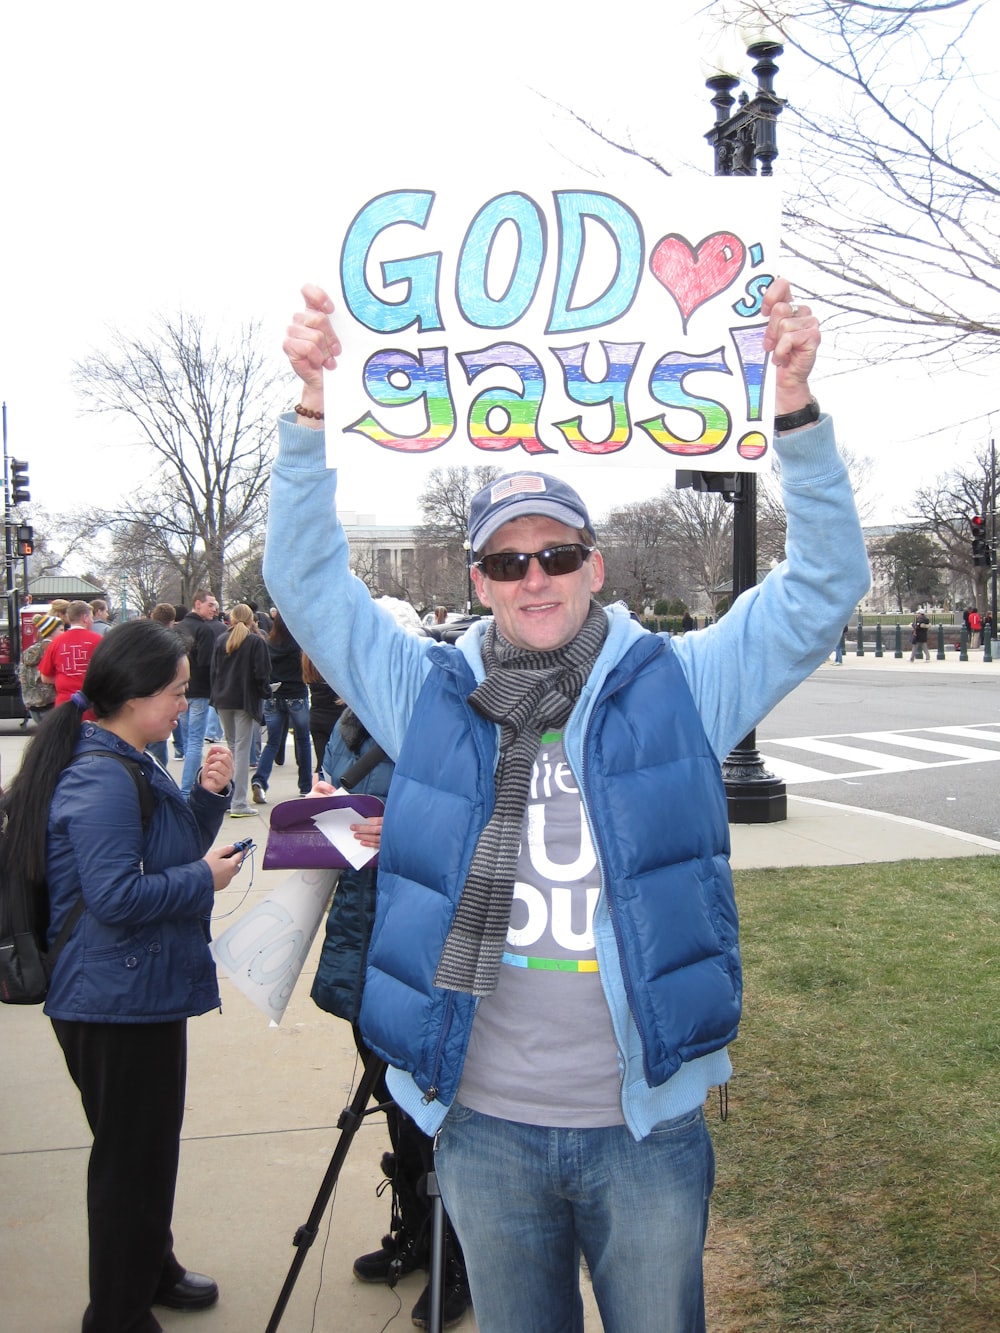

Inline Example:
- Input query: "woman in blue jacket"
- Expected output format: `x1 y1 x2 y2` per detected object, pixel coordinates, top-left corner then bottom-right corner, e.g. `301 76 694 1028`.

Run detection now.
0 620 245 1333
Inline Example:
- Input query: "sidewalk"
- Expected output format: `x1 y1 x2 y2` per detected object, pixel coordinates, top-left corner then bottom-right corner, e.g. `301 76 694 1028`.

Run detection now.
819 639 998 673
3 705 999 1333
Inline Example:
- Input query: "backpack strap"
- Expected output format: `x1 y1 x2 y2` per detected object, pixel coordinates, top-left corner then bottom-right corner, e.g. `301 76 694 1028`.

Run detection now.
48 753 158 967
86 752 157 832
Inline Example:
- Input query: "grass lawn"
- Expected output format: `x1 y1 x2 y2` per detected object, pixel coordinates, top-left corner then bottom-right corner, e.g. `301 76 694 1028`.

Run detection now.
705 857 1000 1332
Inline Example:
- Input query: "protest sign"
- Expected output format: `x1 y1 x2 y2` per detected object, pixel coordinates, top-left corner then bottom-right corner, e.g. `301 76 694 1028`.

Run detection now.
325 174 780 478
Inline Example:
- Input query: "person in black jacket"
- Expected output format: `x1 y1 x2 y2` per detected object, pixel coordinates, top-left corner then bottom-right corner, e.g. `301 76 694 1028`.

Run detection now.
176 592 227 798
250 610 312 801
210 605 272 817
310 712 470 1328
301 653 345 779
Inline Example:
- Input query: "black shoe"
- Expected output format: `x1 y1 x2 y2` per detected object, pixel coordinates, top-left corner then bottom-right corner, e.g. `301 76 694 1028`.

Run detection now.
410 1267 471 1328
354 1232 426 1284
154 1270 219 1311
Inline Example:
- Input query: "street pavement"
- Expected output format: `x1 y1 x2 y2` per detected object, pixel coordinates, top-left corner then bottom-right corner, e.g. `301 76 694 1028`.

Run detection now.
3 654 999 1333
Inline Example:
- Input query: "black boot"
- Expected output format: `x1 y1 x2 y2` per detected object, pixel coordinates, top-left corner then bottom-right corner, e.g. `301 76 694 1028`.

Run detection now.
353 1228 427 1284
410 1254 471 1328
353 1149 430 1284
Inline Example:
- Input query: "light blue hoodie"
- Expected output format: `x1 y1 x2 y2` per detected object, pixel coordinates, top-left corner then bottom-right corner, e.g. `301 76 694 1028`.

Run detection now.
264 413 871 1135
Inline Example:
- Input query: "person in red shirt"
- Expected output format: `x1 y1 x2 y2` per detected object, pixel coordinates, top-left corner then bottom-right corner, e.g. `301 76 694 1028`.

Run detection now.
40 601 104 707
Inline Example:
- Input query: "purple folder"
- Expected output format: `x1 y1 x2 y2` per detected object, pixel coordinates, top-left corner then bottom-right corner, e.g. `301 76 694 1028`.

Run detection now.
262 794 384 870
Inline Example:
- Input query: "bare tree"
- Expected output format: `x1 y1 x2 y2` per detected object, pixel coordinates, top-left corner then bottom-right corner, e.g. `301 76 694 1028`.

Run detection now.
74 310 283 600
599 498 677 611
224 538 269 611
757 446 878 571
347 541 380 598
16 506 106 593
415 464 503 609
563 1 994 368
102 481 212 610
104 520 174 616
659 489 736 613
744 0 997 363
910 447 994 608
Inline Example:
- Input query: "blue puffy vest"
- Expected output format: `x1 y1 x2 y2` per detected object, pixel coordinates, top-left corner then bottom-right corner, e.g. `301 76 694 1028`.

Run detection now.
360 632 739 1106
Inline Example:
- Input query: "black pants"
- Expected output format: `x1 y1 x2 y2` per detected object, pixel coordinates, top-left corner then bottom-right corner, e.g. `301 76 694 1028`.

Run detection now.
51 1019 189 1333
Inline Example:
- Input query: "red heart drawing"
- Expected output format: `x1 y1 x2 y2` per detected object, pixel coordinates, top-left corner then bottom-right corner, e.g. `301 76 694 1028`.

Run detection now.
649 232 747 331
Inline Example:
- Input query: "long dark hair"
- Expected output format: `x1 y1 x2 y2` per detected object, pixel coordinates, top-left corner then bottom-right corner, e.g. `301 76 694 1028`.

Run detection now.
268 609 292 646
0 620 186 938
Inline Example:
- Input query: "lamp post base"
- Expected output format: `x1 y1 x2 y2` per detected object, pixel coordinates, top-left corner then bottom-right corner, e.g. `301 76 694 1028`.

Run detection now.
723 738 787 824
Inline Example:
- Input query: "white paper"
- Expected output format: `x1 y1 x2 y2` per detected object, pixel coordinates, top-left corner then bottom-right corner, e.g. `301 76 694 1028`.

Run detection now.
311 805 378 870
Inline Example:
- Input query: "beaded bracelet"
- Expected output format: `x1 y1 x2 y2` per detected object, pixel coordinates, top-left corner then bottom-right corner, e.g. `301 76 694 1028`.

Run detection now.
294 403 325 420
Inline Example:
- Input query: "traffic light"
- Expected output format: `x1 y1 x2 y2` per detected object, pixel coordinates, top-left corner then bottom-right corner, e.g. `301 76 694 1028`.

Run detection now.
970 515 992 567
10 459 30 504
16 524 33 557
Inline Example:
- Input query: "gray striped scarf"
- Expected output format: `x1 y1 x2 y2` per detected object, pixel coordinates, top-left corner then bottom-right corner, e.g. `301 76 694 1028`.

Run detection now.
433 601 609 996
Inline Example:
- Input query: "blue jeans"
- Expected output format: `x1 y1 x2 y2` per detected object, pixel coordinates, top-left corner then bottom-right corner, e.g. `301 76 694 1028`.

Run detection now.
253 697 312 796
205 704 223 742
434 1103 714 1333
180 696 210 798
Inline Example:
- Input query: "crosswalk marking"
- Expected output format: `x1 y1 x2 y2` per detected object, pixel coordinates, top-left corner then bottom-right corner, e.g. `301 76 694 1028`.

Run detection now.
855 731 1000 760
759 724 1000 786
773 738 925 772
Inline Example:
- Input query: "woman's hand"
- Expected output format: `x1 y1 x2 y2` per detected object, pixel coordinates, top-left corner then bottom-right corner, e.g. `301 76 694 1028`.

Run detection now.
205 845 247 892
200 744 234 794
307 780 381 848
350 815 383 850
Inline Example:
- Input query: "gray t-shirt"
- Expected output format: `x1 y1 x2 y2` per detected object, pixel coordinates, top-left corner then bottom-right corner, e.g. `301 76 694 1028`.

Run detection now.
457 732 625 1127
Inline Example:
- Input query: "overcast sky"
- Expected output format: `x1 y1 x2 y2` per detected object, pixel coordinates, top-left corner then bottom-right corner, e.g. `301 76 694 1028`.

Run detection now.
2 0 996 543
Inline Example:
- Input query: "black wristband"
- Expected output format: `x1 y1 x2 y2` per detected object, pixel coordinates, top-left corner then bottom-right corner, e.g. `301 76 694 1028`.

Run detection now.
774 398 820 432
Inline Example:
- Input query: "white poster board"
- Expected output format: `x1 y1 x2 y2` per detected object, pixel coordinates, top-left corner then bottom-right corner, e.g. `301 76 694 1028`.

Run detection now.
324 175 780 478
211 869 337 1024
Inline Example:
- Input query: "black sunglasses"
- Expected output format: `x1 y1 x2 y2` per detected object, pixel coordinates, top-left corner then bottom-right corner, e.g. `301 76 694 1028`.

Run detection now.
473 543 597 583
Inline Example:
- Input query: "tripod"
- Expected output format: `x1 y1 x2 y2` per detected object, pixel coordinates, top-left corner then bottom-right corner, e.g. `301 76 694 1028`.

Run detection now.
264 1054 450 1333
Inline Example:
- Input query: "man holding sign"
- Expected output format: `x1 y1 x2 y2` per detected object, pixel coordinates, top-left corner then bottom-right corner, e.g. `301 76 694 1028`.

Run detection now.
264 277 869 1332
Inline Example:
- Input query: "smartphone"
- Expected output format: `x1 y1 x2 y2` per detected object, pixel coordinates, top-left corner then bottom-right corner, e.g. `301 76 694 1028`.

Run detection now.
226 838 256 858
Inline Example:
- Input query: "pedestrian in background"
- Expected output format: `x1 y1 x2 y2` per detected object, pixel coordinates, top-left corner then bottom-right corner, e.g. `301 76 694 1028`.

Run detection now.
302 653 345 779
19 613 61 723
251 610 312 802
910 609 931 662
211 604 271 818
90 599 112 636
39 601 103 708
177 592 226 797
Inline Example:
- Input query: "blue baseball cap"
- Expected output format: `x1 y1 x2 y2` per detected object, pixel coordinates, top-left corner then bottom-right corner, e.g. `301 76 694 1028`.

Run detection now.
468 472 595 553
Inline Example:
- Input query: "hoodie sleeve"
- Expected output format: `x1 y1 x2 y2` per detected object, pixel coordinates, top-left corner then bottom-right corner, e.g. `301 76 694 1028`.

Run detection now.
262 415 434 760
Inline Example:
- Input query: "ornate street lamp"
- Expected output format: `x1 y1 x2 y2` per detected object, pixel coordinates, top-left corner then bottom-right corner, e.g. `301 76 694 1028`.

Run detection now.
701 30 788 823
